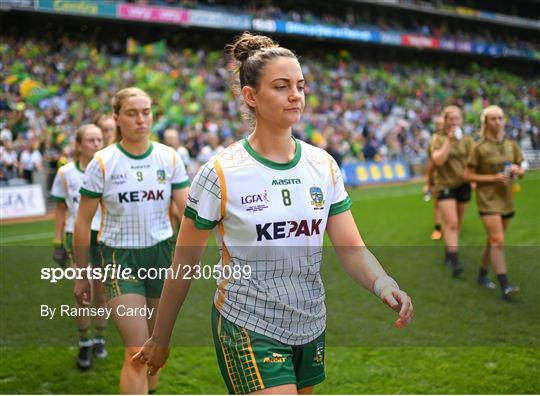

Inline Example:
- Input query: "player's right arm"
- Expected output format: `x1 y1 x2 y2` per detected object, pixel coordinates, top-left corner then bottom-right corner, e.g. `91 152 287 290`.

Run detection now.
464 145 508 184
431 133 452 166
133 160 222 374
73 196 100 305
51 169 68 267
73 157 104 305
132 217 212 375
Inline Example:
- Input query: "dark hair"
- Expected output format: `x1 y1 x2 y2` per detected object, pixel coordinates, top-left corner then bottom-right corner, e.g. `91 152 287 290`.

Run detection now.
227 32 298 124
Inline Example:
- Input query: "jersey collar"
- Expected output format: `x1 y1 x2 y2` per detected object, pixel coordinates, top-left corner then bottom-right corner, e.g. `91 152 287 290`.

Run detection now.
242 137 302 170
116 142 154 160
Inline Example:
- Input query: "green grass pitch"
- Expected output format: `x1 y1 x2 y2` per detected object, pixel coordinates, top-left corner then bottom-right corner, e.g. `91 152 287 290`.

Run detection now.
1 171 539 394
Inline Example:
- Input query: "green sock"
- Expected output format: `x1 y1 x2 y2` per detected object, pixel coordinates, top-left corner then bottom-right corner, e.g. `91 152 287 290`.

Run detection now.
78 327 90 342
94 326 106 339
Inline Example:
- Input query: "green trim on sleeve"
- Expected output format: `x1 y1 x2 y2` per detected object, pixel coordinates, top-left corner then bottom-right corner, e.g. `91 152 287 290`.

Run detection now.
184 206 218 230
79 187 102 198
172 180 190 190
329 197 352 216
50 195 66 203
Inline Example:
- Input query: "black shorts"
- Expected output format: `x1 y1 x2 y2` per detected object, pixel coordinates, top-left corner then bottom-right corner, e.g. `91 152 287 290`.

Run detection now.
479 211 515 219
437 183 471 203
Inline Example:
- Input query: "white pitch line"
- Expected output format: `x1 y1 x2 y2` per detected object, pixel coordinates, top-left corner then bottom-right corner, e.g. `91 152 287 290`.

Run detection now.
0 232 53 244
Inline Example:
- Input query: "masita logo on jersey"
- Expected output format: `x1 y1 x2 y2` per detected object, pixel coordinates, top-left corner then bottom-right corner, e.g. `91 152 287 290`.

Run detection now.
309 186 325 210
118 189 165 203
241 190 270 213
272 178 301 186
256 219 322 241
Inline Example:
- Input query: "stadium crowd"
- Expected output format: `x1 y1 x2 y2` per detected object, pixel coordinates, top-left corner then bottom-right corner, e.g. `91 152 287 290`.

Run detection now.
123 0 539 52
1 33 539 188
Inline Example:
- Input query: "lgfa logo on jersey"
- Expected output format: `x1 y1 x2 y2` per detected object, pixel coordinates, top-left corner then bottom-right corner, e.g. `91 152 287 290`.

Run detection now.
241 190 270 213
310 186 325 210
156 169 166 184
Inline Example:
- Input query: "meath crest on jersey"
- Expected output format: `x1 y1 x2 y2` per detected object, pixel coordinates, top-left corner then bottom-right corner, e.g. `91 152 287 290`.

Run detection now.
156 169 166 184
309 186 325 210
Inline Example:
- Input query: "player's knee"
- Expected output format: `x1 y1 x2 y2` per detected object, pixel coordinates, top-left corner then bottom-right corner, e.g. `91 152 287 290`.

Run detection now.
93 292 107 306
124 348 146 370
489 234 504 247
445 219 458 231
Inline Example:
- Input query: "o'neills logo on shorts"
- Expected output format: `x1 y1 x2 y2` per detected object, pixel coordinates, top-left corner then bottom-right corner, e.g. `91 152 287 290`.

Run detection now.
118 190 164 203
263 353 287 363
256 219 322 241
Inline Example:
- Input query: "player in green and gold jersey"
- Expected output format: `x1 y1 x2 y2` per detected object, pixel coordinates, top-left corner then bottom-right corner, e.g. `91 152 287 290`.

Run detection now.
465 105 525 300
430 106 473 276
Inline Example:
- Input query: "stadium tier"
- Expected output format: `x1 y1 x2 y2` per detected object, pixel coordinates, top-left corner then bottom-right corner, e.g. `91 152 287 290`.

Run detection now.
1 3 540 395
1 1 539 190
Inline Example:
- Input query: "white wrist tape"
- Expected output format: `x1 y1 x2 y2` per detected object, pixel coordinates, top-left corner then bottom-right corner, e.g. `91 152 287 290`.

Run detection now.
373 276 400 298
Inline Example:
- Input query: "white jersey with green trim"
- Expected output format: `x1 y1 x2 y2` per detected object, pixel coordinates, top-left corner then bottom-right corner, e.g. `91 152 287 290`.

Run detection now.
51 162 101 233
185 138 351 345
80 142 189 248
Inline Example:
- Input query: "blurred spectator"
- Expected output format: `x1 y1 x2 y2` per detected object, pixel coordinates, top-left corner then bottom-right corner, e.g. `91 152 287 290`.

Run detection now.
18 141 43 184
0 139 18 182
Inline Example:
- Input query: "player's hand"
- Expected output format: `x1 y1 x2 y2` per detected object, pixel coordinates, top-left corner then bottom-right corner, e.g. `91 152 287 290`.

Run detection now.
493 173 510 183
74 278 91 306
509 164 522 177
446 128 455 139
380 288 414 328
132 336 170 376
422 184 431 194
52 246 68 268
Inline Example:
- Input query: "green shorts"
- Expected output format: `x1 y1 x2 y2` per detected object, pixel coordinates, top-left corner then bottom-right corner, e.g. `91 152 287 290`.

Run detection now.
211 305 325 394
65 230 101 267
100 238 173 300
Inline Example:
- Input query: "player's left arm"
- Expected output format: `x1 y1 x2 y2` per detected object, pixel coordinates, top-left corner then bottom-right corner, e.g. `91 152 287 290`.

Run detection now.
326 211 414 328
171 187 189 226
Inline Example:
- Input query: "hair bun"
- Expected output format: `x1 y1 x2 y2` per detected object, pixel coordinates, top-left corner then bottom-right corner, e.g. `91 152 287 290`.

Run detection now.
230 32 278 63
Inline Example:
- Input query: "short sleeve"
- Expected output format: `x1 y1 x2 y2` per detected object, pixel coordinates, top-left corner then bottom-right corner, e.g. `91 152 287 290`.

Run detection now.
184 160 221 230
50 168 67 203
80 157 104 198
427 135 437 159
430 134 445 152
512 141 524 165
328 155 352 216
467 143 480 170
171 151 190 190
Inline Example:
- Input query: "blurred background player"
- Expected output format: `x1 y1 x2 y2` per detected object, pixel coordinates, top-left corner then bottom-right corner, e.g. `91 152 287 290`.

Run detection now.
133 32 413 395
50 123 107 369
425 115 444 241
430 105 473 277
465 105 525 300
94 114 117 147
73 88 189 394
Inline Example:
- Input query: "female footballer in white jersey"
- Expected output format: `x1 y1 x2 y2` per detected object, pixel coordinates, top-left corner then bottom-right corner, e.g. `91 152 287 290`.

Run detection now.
73 88 189 394
134 33 413 395
51 123 107 370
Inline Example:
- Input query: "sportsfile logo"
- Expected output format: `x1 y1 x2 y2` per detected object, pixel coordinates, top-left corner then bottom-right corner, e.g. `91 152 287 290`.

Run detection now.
118 190 165 203
256 219 322 241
